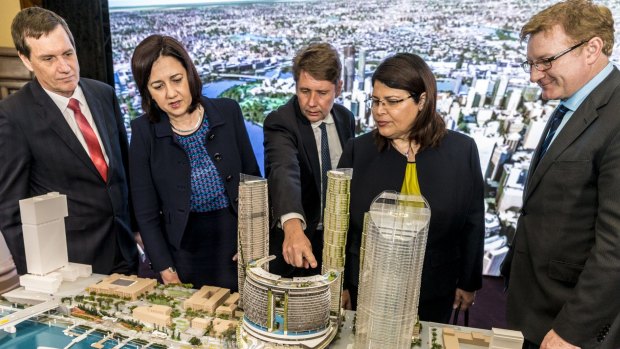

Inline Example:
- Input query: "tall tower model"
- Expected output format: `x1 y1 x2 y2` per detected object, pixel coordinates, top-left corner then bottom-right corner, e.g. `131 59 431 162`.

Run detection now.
321 169 352 321
19 192 69 275
18 192 91 293
237 174 270 307
354 191 431 349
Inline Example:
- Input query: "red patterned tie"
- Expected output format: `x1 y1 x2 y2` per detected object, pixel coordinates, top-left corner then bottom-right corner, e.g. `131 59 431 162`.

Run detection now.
67 98 108 181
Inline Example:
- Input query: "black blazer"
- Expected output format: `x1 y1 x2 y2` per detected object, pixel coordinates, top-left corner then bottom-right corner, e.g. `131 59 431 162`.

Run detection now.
507 67 620 348
338 130 484 304
0 78 137 275
263 96 355 273
129 96 260 273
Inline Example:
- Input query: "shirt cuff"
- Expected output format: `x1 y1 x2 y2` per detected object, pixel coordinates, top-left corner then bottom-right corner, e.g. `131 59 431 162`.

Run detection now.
280 213 307 230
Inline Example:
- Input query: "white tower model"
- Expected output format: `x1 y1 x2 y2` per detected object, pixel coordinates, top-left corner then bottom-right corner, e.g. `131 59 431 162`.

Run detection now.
20 192 69 275
237 174 269 307
354 191 431 349
18 192 91 293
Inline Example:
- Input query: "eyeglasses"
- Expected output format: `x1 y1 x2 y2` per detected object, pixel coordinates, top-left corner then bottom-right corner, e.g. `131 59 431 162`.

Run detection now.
521 40 588 73
370 95 414 109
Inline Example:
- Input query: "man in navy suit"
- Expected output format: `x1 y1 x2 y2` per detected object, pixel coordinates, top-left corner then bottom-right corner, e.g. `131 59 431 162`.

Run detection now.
0 7 137 275
506 1 620 348
264 43 355 277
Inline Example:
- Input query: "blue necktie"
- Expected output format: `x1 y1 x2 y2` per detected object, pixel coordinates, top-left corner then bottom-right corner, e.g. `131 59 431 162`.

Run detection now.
319 122 331 208
538 104 569 162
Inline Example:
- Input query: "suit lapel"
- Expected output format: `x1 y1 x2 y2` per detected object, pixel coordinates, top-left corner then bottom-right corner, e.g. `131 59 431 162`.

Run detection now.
332 107 349 148
524 68 620 202
293 98 321 192
31 79 102 180
525 103 598 201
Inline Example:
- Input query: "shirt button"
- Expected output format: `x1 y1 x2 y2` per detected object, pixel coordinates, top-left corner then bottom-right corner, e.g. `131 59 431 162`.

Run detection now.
214 153 222 161
208 133 215 140
226 175 233 182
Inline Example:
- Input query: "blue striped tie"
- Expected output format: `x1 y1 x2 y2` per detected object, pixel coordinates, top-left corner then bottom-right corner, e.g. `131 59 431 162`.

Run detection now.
319 122 331 208
538 104 569 161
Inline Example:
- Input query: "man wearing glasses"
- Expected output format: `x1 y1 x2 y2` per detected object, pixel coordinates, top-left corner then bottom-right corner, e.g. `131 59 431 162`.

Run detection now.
505 1 620 348
264 43 355 277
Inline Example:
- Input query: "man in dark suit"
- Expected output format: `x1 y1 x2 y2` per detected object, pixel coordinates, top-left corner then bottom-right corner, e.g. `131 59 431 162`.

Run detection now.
0 8 137 275
264 43 355 277
506 1 620 348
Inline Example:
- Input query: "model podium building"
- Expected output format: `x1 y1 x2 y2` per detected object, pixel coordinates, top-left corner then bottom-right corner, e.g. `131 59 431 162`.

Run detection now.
237 174 270 307
354 191 431 349
321 169 352 321
238 256 339 348
18 192 91 293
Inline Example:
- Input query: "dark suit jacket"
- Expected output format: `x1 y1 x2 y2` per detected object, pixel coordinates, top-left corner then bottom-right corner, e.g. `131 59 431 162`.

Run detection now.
338 130 484 306
507 67 620 348
129 96 260 273
0 78 137 275
264 96 355 274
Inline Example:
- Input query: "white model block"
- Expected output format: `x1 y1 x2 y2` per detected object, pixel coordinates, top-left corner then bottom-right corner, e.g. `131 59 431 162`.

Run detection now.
59 263 92 281
490 327 524 349
19 272 63 293
22 219 68 275
18 192 68 225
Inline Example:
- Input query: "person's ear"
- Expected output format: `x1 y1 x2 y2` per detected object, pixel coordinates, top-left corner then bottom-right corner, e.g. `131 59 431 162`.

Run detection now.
18 52 34 72
335 80 343 97
418 92 427 110
584 37 604 64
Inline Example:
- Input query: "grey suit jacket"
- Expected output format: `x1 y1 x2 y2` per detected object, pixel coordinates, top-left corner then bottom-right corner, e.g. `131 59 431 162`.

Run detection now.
0 78 137 275
507 67 620 348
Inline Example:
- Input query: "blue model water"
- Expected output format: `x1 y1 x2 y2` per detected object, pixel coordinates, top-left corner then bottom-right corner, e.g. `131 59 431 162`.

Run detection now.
0 320 142 349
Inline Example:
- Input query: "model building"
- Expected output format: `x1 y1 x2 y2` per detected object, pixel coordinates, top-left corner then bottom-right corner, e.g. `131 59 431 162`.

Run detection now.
321 169 352 321
17 192 91 293
238 256 339 348
354 191 431 349
237 174 270 307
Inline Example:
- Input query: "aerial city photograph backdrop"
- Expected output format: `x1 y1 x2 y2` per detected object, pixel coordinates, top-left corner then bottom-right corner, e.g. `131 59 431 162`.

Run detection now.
108 0 620 276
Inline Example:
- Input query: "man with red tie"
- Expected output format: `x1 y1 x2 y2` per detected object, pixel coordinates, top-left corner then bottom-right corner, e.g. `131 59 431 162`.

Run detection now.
0 7 137 275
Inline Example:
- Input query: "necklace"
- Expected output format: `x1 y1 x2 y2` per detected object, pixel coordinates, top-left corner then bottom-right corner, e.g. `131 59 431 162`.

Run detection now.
392 139 416 160
392 139 412 157
170 106 203 133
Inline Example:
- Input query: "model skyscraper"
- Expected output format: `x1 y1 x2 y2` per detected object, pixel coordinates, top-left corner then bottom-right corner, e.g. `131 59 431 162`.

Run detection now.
321 169 352 320
354 191 431 349
18 192 91 293
237 174 270 306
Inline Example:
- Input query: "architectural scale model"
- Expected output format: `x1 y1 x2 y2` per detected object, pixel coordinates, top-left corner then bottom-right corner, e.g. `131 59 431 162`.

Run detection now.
17 192 91 293
354 191 431 349
238 256 339 348
86 273 156 300
2 274 243 346
321 169 352 322
237 174 270 307
429 324 524 349
235 172 349 348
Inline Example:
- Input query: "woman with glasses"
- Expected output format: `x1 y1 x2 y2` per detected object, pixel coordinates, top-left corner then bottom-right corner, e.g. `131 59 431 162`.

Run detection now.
339 53 484 323
129 35 260 290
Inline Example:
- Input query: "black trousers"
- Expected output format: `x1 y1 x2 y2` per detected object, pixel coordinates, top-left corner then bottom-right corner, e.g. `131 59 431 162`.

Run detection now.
172 207 238 291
